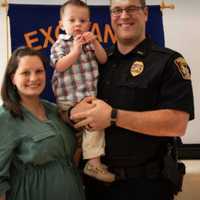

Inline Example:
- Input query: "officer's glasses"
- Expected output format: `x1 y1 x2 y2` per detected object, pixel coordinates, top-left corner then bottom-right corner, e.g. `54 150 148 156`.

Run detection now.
111 5 144 17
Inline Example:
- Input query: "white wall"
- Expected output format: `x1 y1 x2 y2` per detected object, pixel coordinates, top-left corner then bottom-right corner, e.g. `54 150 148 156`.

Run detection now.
0 0 199 144
0 4 9 102
162 0 200 144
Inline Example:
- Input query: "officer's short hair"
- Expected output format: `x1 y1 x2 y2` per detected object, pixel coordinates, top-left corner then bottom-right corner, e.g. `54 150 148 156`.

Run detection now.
110 0 146 7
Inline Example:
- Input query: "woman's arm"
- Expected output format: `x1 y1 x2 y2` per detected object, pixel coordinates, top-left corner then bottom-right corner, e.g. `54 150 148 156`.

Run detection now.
0 194 6 200
0 111 17 199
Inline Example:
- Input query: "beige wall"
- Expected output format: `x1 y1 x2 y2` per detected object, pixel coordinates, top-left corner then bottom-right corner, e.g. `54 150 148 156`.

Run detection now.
176 161 200 200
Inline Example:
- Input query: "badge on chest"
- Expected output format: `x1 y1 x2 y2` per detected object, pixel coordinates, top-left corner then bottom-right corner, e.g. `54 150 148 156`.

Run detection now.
130 61 144 77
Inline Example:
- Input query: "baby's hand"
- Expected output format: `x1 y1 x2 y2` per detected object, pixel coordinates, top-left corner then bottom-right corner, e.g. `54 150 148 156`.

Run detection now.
82 32 97 44
72 34 85 53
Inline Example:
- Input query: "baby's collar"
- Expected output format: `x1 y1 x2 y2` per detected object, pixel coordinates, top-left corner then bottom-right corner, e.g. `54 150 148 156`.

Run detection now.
59 34 73 40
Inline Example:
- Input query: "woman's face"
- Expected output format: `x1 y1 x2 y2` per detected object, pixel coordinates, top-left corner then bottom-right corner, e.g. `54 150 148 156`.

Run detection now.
12 55 46 100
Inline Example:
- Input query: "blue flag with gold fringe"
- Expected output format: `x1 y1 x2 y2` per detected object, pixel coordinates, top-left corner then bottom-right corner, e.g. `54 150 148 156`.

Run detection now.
8 4 164 102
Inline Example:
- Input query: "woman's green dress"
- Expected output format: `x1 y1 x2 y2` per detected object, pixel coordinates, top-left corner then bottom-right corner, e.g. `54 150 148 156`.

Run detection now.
0 101 85 200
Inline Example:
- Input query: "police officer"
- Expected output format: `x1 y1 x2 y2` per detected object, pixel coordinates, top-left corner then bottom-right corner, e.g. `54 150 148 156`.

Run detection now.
70 0 194 199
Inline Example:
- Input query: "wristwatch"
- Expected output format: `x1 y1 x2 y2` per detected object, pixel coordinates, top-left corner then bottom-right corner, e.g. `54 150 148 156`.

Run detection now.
110 108 118 126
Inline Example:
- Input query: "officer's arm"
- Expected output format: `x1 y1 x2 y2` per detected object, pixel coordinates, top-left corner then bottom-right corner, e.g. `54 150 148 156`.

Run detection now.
116 108 189 137
70 99 189 137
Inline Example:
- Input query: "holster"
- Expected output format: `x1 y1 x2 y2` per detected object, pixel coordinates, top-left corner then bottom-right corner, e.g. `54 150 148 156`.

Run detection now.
162 141 185 195
111 160 161 181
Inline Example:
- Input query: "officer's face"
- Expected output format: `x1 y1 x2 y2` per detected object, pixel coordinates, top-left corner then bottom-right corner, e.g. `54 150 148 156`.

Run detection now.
110 0 148 44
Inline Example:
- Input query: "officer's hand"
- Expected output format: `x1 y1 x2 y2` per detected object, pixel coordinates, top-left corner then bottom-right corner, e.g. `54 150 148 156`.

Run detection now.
71 99 112 130
71 96 95 114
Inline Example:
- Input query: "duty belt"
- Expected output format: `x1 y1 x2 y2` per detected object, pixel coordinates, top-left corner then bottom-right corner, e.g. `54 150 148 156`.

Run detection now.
109 161 162 181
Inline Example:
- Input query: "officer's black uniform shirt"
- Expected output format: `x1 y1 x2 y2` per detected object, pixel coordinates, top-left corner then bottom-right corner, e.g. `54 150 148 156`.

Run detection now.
97 37 194 168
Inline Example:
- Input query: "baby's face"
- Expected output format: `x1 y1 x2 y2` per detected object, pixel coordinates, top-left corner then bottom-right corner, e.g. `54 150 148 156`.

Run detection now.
61 5 90 37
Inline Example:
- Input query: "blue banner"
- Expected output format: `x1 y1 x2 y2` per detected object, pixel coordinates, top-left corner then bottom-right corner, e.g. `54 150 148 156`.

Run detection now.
8 4 164 102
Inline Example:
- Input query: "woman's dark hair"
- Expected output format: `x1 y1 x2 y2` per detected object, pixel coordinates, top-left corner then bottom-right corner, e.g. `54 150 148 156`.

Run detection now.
1 46 47 119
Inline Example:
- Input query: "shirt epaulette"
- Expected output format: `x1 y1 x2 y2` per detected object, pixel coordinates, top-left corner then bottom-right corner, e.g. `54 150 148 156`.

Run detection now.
151 43 179 56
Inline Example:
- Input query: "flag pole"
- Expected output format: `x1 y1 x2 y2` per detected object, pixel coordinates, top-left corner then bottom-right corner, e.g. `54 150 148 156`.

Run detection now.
1 0 10 62
160 1 175 10
1 0 8 7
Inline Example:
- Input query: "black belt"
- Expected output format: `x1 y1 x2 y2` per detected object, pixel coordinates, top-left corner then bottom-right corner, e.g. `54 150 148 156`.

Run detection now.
109 161 162 181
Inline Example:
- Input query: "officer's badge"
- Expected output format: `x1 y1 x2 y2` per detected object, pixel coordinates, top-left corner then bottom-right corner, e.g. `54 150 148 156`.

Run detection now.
130 61 144 77
174 57 191 80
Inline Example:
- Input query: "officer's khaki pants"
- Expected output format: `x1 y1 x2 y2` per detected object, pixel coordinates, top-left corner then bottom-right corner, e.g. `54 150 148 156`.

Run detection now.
82 129 105 159
57 101 105 160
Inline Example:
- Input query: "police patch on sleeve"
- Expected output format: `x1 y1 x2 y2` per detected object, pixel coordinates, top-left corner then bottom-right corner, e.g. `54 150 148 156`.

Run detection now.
174 57 191 80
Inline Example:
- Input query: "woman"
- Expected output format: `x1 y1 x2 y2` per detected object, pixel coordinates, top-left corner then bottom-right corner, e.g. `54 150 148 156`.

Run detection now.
0 47 85 200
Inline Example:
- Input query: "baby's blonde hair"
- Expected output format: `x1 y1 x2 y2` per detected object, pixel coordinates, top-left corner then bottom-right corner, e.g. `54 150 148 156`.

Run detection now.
60 0 90 19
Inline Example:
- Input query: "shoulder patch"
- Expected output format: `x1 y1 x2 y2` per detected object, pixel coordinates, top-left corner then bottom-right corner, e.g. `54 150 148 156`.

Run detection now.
174 57 191 80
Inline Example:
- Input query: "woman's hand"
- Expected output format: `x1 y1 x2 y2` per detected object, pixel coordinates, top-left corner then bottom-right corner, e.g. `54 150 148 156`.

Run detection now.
0 194 6 200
